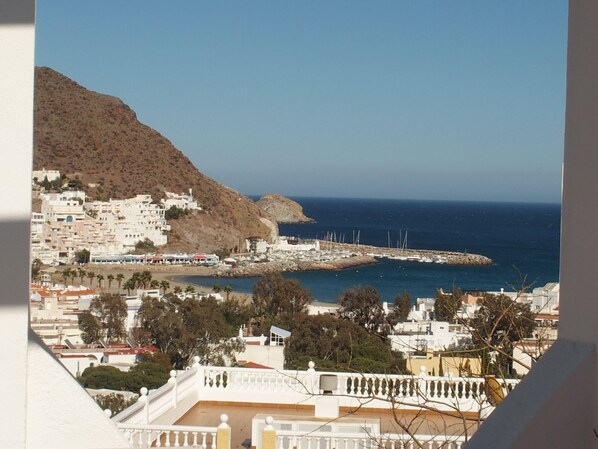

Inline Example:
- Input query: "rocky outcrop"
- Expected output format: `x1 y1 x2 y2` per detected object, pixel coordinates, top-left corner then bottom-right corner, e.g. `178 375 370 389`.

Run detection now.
256 194 315 224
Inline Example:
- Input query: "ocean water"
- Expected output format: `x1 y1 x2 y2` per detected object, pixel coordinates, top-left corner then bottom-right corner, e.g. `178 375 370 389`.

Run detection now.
182 198 561 303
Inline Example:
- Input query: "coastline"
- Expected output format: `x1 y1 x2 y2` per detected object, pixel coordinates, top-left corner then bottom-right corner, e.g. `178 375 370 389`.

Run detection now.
66 239 491 298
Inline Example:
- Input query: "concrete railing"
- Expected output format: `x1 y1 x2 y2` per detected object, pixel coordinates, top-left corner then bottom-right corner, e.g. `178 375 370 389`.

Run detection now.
200 363 520 413
117 413 229 448
113 358 520 426
260 416 468 449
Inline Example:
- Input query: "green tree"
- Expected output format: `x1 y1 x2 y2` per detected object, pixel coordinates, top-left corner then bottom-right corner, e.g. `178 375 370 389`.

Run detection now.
252 273 312 326
107 274 115 289
79 361 169 392
434 288 463 322
31 258 43 281
173 286 182 294
94 393 137 417
60 269 70 285
150 279 160 290
123 278 135 295
185 285 196 294
393 291 412 322
470 293 535 376
223 285 233 301
87 271 96 286
134 238 157 253
87 293 128 342
337 285 385 334
96 274 104 288
165 205 189 220
74 249 90 264
140 270 152 289
285 314 406 374
78 309 103 344
159 280 170 294
69 268 77 285
137 294 242 368
212 284 222 294
116 273 125 290
78 268 87 285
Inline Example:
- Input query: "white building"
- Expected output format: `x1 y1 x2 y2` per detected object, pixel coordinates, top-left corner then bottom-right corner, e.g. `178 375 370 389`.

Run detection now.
390 321 469 355
406 297 436 321
87 194 170 248
40 191 87 223
32 168 60 183
161 189 200 210
269 236 320 252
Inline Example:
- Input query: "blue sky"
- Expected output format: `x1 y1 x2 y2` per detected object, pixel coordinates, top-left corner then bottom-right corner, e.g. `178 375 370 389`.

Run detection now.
35 1 567 203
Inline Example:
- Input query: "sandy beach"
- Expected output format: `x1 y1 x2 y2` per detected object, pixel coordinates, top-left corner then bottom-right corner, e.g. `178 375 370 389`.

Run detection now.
56 263 339 308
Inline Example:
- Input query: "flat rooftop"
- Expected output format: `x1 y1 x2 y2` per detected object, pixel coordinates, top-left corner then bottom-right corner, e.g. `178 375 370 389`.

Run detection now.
176 401 479 449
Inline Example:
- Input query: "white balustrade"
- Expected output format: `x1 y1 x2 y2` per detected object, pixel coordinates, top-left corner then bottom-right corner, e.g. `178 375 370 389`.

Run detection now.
113 358 520 426
117 423 217 448
272 428 467 449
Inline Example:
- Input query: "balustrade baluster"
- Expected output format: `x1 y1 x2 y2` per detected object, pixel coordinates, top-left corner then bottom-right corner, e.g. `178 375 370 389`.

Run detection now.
315 437 321 449
146 429 154 448
165 430 171 447
182 431 189 447
192 432 198 448
200 431 207 449
277 435 284 449
174 430 180 447
154 430 162 447
325 437 330 449
306 436 312 449
135 430 143 448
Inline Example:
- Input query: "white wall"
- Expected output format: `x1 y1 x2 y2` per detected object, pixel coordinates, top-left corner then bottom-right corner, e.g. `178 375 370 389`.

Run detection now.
0 2 36 446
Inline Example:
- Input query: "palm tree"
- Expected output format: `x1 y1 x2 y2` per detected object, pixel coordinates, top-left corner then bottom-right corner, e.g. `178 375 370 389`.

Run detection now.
160 280 170 294
69 269 77 285
223 285 233 301
96 274 104 288
173 286 182 294
185 285 196 295
123 279 135 295
116 273 125 290
60 270 70 285
78 268 86 285
107 274 114 289
86 271 95 286
140 270 152 289
150 279 160 290
212 284 222 294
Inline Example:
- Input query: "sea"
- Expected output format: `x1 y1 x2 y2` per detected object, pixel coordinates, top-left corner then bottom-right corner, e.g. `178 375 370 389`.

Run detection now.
181 198 561 304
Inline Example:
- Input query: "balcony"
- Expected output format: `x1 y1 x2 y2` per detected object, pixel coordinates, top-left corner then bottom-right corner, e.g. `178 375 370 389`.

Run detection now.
111 359 517 448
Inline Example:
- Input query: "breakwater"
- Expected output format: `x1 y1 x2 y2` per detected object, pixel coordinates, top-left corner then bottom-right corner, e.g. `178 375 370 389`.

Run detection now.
319 241 493 266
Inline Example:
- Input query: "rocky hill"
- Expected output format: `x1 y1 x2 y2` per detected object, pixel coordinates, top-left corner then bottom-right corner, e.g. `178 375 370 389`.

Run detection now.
256 194 315 224
33 67 277 253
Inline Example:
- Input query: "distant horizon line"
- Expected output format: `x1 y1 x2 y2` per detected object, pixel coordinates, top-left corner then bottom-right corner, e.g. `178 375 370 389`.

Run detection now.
247 193 562 206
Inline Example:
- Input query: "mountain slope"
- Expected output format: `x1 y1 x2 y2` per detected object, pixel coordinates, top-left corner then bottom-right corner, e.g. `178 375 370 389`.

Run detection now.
34 66 277 252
